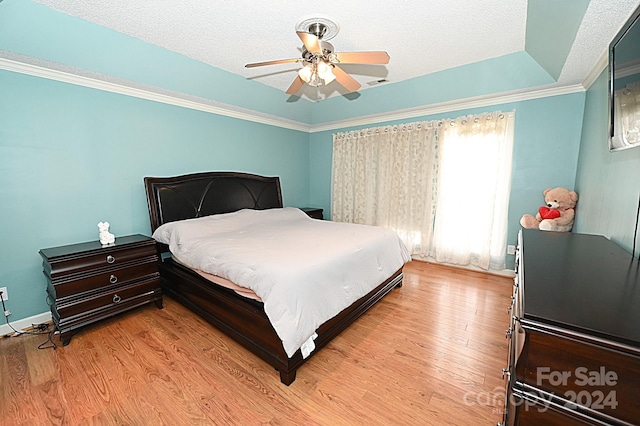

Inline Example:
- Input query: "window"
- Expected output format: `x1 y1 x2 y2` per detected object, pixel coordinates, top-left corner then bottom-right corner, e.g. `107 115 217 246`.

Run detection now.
332 110 515 271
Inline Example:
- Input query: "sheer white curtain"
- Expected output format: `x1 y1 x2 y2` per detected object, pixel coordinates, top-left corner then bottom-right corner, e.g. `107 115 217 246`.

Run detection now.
332 123 438 254
431 111 515 270
332 110 515 271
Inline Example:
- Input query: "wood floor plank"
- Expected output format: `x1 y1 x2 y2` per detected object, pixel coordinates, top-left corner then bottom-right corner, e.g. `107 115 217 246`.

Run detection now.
1 338 39 425
53 339 107 424
0 260 512 425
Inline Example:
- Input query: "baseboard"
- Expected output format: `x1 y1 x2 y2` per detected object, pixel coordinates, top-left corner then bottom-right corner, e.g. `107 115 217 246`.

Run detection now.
411 256 515 278
0 311 52 336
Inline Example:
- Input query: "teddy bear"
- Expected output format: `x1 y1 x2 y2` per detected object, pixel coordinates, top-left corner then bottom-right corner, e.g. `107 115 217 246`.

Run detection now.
520 187 578 232
98 221 116 245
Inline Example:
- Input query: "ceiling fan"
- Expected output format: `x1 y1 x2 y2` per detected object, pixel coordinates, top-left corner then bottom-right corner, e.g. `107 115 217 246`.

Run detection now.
245 18 390 95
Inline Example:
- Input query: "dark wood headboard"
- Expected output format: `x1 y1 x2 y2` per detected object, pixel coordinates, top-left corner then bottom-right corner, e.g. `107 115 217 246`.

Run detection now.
144 172 283 232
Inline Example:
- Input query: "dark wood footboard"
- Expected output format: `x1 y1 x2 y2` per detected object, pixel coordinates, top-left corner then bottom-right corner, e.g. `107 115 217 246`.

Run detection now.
159 258 402 385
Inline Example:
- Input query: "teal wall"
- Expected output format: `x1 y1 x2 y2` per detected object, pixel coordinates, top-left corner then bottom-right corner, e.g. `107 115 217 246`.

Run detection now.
0 70 309 320
310 92 586 267
574 71 640 252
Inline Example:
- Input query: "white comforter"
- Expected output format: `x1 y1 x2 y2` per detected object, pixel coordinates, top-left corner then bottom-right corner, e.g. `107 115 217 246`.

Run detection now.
152 207 410 358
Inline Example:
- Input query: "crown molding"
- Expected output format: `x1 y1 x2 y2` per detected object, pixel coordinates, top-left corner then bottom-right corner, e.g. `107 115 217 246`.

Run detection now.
0 57 312 133
2 56 586 135
309 84 586 133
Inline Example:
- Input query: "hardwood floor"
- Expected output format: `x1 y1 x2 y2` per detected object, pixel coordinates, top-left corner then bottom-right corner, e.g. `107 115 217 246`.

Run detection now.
1 260 513 425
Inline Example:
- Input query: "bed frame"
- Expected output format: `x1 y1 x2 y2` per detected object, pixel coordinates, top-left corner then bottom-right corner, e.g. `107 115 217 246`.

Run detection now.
144 171 403 385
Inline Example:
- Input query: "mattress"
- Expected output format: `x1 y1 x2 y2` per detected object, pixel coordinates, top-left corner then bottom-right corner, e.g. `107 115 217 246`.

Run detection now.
193 266 262 302
153 207 410 357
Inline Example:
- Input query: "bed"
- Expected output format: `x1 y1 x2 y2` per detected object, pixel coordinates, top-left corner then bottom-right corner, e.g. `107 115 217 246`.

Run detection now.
144 171 408 385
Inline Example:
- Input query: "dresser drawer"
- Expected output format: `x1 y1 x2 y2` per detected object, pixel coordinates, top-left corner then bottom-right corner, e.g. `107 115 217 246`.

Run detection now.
52 260 159 300
55 277 161 321
516 327 640 424
45 245 157 278
509 391 599 426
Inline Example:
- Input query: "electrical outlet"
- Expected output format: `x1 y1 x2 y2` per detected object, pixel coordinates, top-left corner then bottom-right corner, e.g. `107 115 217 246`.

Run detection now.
0 287 7 301
507 245 516 255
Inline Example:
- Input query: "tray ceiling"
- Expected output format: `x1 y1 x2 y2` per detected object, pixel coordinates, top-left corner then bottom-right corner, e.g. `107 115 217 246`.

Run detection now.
28 0 640 101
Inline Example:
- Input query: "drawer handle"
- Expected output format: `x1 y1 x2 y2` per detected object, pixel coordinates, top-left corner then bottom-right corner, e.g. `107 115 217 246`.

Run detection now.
106 255 116 264
113 294 122 304
109 275 118 284
501 368 510 380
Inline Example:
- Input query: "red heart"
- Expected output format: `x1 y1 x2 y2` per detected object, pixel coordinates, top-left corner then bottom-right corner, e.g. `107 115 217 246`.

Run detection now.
539 206 561 220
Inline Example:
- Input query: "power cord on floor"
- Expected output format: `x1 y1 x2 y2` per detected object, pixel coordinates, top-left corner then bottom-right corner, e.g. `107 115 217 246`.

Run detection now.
37 328 58 350
1 293 57 349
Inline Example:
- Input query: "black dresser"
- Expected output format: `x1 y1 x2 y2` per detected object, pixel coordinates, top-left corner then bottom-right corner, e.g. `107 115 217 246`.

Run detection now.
501 229 640 425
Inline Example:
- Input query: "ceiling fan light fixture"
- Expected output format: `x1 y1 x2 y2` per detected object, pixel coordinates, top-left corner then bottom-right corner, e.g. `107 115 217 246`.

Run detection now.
317 61 336 84
316 60 331 75
308 71 322 87
298 60 335 87
298 63 314 83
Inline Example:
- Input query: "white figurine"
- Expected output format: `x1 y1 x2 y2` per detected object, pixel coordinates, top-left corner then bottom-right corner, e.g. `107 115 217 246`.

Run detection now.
98 221 116 245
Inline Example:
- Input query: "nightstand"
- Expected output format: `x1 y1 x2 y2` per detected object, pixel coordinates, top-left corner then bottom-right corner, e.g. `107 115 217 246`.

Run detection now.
40 234 162 346
300 207 324 220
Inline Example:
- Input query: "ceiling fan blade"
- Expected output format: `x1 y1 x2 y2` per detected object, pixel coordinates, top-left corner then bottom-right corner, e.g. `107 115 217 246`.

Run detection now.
285 76 305 95
245 58 299 68
297 31 322 55
332 66 361 93
334 51 390 65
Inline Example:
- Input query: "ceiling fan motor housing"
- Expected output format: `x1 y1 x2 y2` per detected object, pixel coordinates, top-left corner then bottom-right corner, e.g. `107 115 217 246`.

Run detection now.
307 22 327 39
302 41 334 62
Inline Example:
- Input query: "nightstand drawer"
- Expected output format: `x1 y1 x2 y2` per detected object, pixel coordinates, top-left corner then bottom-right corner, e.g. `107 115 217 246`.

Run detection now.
52 260 159 300
55 277 161 321
45 245 157 279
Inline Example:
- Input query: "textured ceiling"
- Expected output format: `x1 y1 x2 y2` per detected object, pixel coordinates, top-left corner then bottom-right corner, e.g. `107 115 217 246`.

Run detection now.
29 0 640 101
